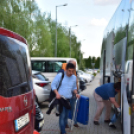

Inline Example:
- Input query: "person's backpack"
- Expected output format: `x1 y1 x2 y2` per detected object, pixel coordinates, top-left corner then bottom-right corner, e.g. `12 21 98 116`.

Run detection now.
49 69 64 102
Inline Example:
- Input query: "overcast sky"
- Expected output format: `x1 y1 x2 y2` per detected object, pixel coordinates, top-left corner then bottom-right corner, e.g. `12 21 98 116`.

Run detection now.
36 0 121 58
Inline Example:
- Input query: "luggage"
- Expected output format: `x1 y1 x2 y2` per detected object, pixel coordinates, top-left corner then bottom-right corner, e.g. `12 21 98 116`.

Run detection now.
69 95 89 126
77 95 89 125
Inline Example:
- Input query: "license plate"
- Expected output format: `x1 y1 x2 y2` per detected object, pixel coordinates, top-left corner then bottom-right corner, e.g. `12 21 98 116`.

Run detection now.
39 119 44 128
14 113 30 132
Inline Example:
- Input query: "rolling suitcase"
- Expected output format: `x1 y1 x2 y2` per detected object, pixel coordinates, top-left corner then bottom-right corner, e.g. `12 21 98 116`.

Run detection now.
68 95 89 126
77 95 89 125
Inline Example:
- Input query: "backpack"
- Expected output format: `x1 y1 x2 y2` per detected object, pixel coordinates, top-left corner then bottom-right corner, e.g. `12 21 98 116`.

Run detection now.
49 69 64 102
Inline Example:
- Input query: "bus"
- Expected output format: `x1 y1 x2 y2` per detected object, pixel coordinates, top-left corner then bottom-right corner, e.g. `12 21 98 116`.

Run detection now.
31 57 78 82
100 0 134 133
0 27 39 134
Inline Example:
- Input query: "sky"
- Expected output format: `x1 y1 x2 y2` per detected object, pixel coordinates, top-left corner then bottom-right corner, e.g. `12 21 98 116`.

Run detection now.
35 0 121 58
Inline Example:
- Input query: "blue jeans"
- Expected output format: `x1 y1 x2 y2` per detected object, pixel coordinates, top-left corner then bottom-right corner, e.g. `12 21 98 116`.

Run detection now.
59 107 69 134
70 97 77 124
111 113 121 123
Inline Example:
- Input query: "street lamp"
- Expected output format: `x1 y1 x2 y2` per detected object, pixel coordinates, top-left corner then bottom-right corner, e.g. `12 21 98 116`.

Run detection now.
55 3 68 57
79 39 86 68
69 25 78 57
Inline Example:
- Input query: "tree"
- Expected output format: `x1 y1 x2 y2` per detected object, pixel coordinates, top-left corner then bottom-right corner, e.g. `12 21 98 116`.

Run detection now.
95 57 100 68
0 0 85 66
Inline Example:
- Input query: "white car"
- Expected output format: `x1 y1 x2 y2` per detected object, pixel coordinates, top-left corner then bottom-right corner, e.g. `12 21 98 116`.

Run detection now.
94 69 98 74
77 70 93 83
32 70 51 103
85 69 94 74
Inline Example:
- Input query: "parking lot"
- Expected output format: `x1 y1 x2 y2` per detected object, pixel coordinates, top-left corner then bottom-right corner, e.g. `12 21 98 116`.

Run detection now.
39 74 122 134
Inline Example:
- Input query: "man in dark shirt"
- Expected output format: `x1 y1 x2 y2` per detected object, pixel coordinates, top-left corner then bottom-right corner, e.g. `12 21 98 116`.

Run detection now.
93 82 121 125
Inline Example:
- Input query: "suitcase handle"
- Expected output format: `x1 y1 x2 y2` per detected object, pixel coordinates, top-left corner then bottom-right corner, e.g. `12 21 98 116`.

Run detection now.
70 98 80 130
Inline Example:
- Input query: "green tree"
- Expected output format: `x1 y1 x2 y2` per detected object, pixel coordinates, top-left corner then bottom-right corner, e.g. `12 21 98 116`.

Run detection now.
95 57 100 68
0 0 84 63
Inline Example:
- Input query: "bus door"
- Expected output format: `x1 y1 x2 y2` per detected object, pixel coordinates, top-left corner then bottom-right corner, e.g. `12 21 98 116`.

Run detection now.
131 52 134 134
114 37 131 134
102 50 106 84
114 37 128 132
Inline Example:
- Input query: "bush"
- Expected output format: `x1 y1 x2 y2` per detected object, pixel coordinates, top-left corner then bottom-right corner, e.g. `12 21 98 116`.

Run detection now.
93 72 97 76
97 70 100 73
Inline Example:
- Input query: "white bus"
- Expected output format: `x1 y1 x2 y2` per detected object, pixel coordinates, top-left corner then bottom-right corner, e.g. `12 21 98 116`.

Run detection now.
100 0 134 133
31 57 78 82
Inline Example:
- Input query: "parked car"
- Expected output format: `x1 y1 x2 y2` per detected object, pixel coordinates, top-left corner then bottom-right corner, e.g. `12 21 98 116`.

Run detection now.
0 28 40 134
32 70 51 103
35 101 44 132
31 57 78 82
85 69 94 74
93 69 98 74
77 70 93 83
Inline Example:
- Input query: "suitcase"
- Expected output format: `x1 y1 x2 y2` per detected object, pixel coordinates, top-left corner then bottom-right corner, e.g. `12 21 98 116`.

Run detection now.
77 95 89 125
69 95 89 126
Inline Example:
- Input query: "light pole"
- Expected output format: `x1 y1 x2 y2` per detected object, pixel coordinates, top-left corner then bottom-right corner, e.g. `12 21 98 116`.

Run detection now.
55 3 68 57
79 39 86 68
69 25 78 57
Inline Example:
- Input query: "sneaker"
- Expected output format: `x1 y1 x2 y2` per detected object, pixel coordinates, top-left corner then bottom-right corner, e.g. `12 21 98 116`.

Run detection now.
104 119 111 123
74 124 79 127
93 121 100 125
109 122 116 129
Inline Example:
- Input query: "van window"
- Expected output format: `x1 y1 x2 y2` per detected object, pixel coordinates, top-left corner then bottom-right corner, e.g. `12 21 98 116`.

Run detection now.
0 35 32 97
32 61 45 72
31 61 66 72
126 62 130 73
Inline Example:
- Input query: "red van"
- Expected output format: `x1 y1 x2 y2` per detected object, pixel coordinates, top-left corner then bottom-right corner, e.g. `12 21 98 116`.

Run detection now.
0 27 39 134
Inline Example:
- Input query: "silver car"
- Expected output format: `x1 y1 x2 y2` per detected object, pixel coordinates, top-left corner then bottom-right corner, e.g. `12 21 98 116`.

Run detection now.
32 70 51 103
77 70 93 83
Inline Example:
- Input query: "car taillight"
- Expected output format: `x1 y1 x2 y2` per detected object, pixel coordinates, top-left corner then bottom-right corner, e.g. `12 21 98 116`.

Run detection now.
36 83 47 87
